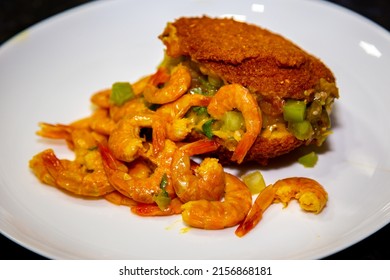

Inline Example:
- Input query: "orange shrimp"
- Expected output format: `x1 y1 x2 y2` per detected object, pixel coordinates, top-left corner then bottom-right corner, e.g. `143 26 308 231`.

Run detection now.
91 89 111 109
104 158 154 206
181 173 252 230
131 198 183 216
207 84 262 164
132 75 154 95
235 177 328 237
108 114 166 162
29 149 58 187
29 128 114 197
155 93 211 141
89 108 117 136
109 97 152 123
36 122 73 142
148 66 170 86
104 191 138 207
99 140 176 204
171 148 225 203
143 64 192 104
36 122 107 150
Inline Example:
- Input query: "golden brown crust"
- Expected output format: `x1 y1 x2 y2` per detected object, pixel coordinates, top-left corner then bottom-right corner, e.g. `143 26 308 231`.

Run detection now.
160 16 335 100
160 16 336 164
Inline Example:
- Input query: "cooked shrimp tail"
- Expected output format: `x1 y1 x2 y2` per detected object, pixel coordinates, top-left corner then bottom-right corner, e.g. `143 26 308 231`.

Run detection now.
29 148 114 197
131 198 183 216
235 177 328 237
235 186 276 237
179 139 220 156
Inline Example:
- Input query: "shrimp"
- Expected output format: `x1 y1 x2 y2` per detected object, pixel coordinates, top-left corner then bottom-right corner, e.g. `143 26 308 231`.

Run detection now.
131 198 183 216
109 97 152 123
181 173 252 230
36 122 107 150
99 140 177 204
207 84 262 164
108 114 166 162
130 140 220 215
29 149 58 187
104 158 153 207
89 108 117 135
132 75 154 95
235 186 276 237
156 93 211 141
104 191 138 207
36 122 74 145
29 128 114 197
235 177 328 237
148 66 170 87
178 139 220 156
91 89 111 109
143 64 192 104
171 148 225 203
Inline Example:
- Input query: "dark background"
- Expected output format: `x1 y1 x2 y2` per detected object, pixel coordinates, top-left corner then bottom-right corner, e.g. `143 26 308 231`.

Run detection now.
1 0 390 260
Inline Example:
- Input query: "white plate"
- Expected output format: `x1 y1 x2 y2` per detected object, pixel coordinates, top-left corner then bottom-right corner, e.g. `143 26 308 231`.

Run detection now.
1 0 390 260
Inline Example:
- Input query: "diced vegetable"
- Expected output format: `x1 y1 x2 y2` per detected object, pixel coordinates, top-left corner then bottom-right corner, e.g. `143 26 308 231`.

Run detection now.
208 75 223 88
110 82 135 106
288 120 313 140
192 76 219 96
153 191 171 210
221 111 244 131
306 100 323 122
283 100 306 122
242 171 266 194
298 151 318 168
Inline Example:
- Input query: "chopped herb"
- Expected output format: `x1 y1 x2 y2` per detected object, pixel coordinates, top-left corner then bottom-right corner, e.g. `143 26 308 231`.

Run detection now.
159 173 169 190
153 174 171 210
202 119 215 139
192 106 208 116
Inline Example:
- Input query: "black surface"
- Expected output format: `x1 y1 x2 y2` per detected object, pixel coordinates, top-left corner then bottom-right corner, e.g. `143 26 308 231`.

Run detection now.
1 0 390 260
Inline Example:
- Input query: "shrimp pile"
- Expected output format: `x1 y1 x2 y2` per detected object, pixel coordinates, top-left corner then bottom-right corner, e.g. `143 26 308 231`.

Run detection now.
29 60 328 235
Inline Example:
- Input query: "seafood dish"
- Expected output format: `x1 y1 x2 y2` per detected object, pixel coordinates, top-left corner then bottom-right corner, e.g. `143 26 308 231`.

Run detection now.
29 16 333 237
